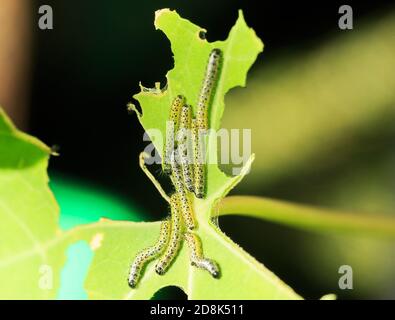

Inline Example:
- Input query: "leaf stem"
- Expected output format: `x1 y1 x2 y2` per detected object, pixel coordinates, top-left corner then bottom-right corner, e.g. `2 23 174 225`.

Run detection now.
139 152 170 203
217 196 395 239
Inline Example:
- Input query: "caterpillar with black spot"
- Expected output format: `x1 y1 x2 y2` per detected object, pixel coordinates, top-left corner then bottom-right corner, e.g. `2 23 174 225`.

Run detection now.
128 220 170 288
178 104 194 193
170 150 195 230
155 194 182 275
191 118 205 198
194 48 222 198
164 95 185 174
196 48 222 130
184 232 220 278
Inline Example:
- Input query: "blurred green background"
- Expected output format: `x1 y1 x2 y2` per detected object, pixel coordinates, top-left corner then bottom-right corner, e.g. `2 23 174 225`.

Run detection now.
1 0 395 299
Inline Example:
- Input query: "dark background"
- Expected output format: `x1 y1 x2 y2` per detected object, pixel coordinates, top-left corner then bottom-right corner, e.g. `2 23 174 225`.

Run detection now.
30 0 392 215
26 0 394 299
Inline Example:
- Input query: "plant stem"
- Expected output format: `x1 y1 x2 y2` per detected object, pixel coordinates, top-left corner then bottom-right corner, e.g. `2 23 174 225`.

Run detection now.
139 152 170 203
217 196 395 239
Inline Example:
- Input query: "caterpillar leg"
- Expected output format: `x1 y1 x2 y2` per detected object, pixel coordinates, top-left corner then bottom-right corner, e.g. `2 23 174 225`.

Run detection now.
170 150 195 230
128 220 170 288
155 194 183 275
184 232 220 278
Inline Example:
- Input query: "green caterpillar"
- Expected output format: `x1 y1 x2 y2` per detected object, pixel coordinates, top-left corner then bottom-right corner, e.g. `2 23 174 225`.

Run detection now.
128 220 170 288
196 48 222 130
164 95 185 174
192 118 205 198
155 194 182 275
184 232 220 278
194 48 222 198
170 150 195 230
178 104 194 193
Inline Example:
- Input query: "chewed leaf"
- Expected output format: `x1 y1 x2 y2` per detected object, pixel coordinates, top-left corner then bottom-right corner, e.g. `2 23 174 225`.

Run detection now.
133 8 264 206
94 9 303 299
0 108 70 299
81 219 301 299
0 8 301 299
134 9 263 157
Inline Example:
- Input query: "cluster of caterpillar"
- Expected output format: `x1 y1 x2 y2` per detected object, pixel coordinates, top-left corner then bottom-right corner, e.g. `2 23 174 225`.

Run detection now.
129 195 181 288
128 48 222 288
128 194 219 288
164 48 222 200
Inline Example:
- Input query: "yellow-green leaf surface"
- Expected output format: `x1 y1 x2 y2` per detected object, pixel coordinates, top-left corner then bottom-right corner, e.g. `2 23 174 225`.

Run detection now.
0 108 69 299
81 218 300 299
81 9 300 299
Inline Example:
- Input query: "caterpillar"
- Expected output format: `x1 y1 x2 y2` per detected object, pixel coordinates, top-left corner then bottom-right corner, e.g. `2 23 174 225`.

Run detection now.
196 48 222 130
128 220 170 288
184 232 220 278
194 48 222 198
155 194 182 275
164 95 185 174
170 150 195 230
192 118 205 198
178 104 194 193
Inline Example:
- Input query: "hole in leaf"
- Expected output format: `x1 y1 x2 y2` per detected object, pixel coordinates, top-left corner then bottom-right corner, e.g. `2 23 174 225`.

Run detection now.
198 30 206 40
152 286 187 300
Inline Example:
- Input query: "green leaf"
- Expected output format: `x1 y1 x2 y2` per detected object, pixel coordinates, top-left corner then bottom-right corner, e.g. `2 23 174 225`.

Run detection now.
81 9 301 299
80 218 301 299
0 108 69 299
